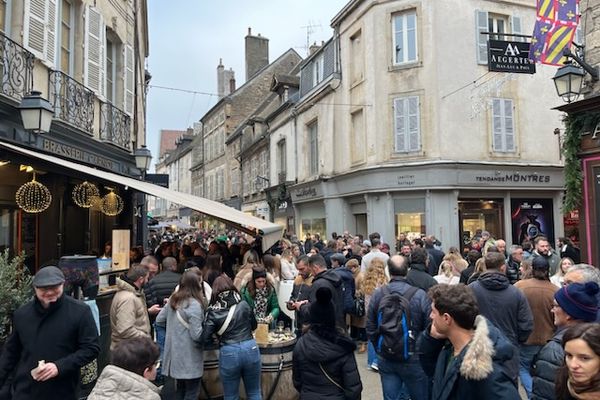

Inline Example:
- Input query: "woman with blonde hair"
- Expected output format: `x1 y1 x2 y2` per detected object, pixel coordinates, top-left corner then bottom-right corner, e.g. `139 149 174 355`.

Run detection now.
434 262 460 285
551 257 574 288
233 251 260 290
361 257 389 370
519 258 533 281
466 257 487 285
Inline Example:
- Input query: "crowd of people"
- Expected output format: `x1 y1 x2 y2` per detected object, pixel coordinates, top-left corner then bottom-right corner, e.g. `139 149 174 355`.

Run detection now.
0 228 599 400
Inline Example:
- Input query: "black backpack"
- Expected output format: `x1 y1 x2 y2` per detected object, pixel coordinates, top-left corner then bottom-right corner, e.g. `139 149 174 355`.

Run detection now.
375 285 419 361
335 267 356 315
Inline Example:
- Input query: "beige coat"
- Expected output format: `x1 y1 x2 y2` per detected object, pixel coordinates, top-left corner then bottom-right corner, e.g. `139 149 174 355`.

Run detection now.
110 278 151 350
88 365 160 400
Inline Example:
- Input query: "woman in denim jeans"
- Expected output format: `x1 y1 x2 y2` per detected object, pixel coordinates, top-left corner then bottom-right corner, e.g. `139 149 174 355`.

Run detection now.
202 275 261 400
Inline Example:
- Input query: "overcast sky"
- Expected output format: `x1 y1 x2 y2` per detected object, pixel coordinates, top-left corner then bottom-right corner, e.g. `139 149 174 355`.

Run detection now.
146 0 348 170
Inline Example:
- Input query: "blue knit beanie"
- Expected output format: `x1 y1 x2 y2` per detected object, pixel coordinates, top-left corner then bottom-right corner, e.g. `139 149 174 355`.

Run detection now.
554 282 599 322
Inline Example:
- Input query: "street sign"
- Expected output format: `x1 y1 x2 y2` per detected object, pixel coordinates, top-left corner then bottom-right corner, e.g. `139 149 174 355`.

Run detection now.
488 39 535 74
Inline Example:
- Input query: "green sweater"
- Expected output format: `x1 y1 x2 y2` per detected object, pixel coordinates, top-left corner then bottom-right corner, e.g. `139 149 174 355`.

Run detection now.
240 286 280 320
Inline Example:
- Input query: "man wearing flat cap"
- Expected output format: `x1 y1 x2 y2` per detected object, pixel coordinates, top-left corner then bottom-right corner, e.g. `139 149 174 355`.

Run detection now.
0 266 100 400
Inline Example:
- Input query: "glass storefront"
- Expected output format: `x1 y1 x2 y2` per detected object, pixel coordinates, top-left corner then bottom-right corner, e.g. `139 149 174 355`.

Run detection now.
301 218 326 240
459 199 504 243
394 198 425 240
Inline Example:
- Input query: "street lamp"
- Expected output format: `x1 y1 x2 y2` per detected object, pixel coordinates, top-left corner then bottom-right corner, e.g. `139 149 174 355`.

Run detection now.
553 48 599 103
134 145 152 179
18 91 54 134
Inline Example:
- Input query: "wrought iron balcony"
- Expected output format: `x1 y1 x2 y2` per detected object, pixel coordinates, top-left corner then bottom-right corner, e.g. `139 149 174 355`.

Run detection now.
100 101 131 151
0 32 34 102
49 70 95 134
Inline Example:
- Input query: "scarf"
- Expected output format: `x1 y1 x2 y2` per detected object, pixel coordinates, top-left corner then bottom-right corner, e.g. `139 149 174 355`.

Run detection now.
567 378 600 400
209 290 241 311
254 287 270 321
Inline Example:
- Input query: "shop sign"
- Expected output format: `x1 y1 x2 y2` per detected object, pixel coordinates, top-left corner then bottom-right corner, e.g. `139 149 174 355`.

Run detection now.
510 199 554 245
41 138 120 173
145 174 169 188
488 40 535 74
471 172 552 185
294 186 318 200
397 174 416 186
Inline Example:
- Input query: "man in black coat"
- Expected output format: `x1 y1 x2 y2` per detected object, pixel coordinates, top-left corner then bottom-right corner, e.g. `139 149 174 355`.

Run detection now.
407 247 438 292
0 266 99 400
145 256 182 307
300 255 345 329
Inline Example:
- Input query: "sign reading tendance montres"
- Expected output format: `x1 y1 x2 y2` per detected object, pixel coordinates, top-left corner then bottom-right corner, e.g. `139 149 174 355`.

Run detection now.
488 39 536 74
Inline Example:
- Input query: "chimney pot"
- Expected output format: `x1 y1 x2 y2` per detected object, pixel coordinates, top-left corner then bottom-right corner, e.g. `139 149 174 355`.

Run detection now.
248 27 251 35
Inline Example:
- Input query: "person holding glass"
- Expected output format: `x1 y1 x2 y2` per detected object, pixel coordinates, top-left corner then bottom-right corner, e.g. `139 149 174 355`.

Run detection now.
241 267 280 327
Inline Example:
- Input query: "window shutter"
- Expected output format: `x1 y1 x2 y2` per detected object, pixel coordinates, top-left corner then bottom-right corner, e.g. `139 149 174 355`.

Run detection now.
394 98 406 152
408 96 420 152
475 10 489 64
511 15 522 42
124 41 134 115
504 99 515 151
24 0 58 65
492 99 503 151
84 6 105 97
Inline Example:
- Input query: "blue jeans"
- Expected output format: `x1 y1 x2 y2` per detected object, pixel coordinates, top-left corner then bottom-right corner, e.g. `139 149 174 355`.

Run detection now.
378 355 429 400
519 344 541 399
367 341 377 367
155 322 166 377
220 339 262 400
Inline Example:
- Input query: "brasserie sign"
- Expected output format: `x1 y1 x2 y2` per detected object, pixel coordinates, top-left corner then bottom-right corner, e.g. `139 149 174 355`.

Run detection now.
488 39 535 74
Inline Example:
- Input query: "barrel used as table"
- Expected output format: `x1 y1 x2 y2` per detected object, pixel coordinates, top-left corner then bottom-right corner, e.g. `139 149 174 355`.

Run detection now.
199 338 298 400
258 338 298 400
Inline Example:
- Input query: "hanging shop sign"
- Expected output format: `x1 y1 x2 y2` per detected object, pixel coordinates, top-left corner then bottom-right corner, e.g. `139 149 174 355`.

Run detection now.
488 40 535 74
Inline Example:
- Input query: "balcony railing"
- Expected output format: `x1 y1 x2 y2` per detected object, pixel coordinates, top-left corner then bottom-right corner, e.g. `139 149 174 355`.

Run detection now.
49 70 95 134
100 101 131 151
0 32 34 102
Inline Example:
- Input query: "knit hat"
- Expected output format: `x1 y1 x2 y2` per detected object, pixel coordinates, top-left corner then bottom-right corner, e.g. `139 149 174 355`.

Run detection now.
252 268 267 281
531 257 549 271
363 240 372 248
310 287 335 327
554 282 600 322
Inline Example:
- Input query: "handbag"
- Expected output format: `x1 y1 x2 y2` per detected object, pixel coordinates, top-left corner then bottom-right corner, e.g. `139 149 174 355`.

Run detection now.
319 362 354 399
353 292 366 317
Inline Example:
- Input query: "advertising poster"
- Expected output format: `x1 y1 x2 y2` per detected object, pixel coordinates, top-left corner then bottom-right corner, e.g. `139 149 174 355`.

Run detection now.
511 199 554 245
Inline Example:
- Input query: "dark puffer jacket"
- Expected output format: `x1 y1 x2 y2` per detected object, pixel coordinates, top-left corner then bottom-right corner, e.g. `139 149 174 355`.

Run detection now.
418 316 520 400
407 263 438 292
145 270 182 306
292 328 362 399
531 329 565 400
505 256 520 284
300 269 345 328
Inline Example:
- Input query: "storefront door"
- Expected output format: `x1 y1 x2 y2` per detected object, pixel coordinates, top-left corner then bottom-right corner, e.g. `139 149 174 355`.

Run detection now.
458 199 504 245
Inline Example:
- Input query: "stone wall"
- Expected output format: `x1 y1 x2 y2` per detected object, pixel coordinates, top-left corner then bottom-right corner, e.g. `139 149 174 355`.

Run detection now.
585 0 600 95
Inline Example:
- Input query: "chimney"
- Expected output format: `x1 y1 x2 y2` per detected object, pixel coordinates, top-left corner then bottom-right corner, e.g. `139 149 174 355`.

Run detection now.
218 60 235 98
245 27 269 81
309 41 322 56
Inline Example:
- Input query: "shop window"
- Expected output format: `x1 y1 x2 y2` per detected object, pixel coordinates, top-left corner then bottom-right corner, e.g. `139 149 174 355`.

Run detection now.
459 199 504 245
394 198 425 239
301 218 326 242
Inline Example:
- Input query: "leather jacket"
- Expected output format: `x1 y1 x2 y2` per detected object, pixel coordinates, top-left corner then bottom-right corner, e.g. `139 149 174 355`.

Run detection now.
201 290 257 346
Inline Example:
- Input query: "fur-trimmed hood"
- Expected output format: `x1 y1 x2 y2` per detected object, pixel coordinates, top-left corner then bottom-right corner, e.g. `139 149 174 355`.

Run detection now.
460 315 514 380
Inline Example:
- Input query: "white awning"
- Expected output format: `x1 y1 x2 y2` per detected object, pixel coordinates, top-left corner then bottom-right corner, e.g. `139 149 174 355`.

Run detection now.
0 140 283 250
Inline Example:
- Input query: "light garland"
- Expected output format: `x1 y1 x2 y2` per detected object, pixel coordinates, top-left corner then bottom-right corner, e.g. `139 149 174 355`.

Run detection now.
101 189 124 216
72 181 100 208
15 172 52 213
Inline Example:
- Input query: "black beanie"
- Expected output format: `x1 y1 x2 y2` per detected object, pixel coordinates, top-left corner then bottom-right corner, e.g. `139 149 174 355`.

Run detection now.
310 287 336 327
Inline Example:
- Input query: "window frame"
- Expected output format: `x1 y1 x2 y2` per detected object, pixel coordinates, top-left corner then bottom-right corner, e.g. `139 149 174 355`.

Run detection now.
105 37 116 103
57 0 74 74
308 121 319 176
392 10 418 65
312 54 324 87
393 96 420 153
491 98 516 153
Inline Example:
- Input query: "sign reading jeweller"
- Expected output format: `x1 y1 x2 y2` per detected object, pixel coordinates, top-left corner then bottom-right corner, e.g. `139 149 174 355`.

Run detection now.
488 40 535 74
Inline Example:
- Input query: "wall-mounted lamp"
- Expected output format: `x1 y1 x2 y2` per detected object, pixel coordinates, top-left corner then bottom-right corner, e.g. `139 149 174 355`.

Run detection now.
18 91 54 134
553 48 599 103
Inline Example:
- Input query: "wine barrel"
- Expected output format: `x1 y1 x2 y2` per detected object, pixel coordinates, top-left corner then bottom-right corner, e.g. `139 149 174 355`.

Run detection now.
198 345 223 400
259 338 298 400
